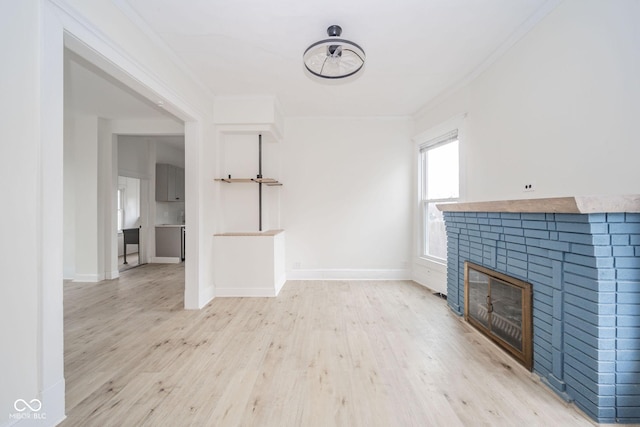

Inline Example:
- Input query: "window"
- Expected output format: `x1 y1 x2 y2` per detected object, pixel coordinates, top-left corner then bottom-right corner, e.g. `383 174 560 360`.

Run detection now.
419 130 459 261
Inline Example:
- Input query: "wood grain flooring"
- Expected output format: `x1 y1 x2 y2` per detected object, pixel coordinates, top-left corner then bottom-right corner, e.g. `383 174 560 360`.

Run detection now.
61 263 596 426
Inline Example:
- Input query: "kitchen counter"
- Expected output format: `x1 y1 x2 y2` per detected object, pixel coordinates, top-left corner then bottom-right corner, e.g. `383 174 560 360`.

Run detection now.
155 224 185 228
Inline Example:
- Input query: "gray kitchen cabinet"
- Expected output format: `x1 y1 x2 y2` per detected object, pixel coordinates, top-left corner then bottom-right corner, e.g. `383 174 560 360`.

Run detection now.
156 163 185 202
155 226 185 259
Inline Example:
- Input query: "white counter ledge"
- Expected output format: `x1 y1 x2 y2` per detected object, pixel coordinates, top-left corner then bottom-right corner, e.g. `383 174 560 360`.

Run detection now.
213 230 286 297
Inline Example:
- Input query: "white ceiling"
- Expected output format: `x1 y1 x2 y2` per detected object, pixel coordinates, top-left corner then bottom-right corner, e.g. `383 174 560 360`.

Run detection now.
122 0 553 117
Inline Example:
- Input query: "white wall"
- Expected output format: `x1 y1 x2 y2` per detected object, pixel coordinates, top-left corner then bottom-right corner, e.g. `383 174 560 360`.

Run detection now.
414 0 640 201
0 1 41 422
411 0 640 294
0 0 215 424
66 114 101 282
283 117 413 279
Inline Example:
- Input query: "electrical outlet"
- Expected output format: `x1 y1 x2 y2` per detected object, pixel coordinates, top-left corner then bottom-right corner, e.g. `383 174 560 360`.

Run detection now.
523 182 535 192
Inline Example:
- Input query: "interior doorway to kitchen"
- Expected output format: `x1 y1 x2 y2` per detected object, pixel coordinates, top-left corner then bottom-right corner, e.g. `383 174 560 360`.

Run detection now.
118 176 144 272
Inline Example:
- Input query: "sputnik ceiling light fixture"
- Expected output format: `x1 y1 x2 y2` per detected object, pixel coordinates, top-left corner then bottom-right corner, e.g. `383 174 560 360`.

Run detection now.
303 25 366 80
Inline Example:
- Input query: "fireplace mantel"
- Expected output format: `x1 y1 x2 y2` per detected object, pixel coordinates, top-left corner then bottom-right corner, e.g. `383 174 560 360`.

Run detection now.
438 194 640 214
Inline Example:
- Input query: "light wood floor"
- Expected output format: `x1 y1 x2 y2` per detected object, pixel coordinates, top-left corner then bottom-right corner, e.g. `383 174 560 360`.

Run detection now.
61 263 596 427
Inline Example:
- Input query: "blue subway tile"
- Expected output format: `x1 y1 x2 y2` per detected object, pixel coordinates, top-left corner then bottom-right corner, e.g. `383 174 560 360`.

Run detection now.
618 315 640 327
529 254 553 267
555 222 592 234
611 234 629 246
565 285 615 305
523 220 548 230
564 354 616 384
565 343 615 373
508 250 528 261
500 213 521 220
617 350 640 362
625 213 640 222
527 246 550 258
564 263 616 280
539 239 571 252
616 257 640 269
565 253 614 269
502 219 522 228
556 214 590 223
617 304 640 315
529 262 552 277
506 242 527 253
480 231 500 241
606 213 626 222
618 269 640 281
617 281 640 293
610 222 640 234
617 339 640 350
565 304 616 328
524 229 550 239
506 264 527 279
503 227 525 236
593 235 611 246
558 232 593 245
525 237 541 248
617 384 640 395
522 213 547 221
587 213 607 223
565 335 615 361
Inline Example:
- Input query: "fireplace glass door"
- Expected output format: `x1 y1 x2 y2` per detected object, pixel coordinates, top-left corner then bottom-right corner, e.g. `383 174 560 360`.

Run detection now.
464 262 532 370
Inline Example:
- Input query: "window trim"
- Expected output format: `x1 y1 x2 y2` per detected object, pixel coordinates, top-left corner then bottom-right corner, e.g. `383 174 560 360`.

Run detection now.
413 113 466 266
419 138 459 262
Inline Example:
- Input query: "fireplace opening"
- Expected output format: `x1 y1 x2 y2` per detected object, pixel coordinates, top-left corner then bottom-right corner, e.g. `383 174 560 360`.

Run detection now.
464 262 533 370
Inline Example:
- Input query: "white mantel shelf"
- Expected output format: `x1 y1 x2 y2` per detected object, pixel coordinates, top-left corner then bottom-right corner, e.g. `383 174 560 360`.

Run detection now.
437 195 640 214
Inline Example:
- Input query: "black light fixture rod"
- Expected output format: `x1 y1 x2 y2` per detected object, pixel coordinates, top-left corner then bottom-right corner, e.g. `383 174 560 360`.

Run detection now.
258 134 263 232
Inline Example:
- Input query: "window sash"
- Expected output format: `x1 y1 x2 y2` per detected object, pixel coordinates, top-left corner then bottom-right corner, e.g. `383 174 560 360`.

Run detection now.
419 131 459 260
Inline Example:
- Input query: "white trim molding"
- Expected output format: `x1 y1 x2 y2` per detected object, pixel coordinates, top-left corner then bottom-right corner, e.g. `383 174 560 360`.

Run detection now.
286 269 411 281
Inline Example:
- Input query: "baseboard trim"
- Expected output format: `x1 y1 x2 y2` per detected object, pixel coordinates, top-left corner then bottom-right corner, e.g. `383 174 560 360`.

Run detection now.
198 285 215 308
274 273 286 295
150 257 181 264
105 269 119 280
286 268 411 281
215 287 278 297
72 273 101 283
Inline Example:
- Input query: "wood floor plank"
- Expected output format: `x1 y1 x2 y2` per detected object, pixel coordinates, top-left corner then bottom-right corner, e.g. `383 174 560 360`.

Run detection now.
60 263 596 427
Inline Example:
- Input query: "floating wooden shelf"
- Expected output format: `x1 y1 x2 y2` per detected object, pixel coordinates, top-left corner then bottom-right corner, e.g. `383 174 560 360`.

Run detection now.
215 177 282 186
